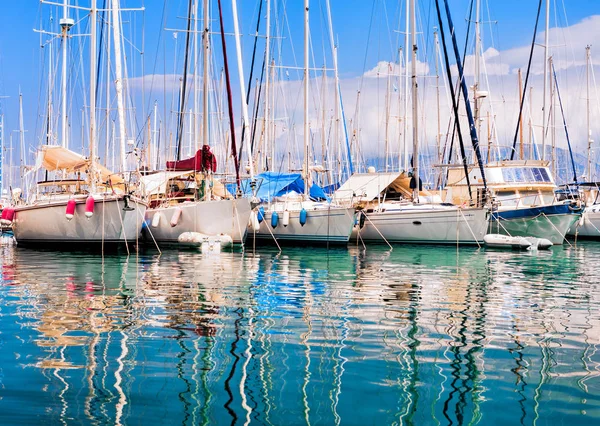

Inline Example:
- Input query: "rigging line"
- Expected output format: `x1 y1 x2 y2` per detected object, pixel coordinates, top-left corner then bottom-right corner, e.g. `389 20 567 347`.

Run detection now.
446 0 474 165
249 58 266 158
238 0 263 176
443 0 488 192
434 0 473 204
216 0 240 191
175 0 194 161
510 0 543 161
95 0 107 106
144 0 167 115
552 62 577 183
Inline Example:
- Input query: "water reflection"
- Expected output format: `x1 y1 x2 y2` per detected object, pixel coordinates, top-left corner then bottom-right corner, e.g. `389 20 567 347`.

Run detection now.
0 243 599 425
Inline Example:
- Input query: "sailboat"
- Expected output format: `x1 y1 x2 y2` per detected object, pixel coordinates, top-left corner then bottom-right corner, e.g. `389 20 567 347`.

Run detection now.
12 0 146 247
247 0 355 245
441 0 581 245
334 0 489 245
566 46 600 238
141 0 252 246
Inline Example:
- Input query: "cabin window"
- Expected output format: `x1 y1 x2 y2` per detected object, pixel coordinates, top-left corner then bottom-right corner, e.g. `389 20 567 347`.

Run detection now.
513 168 525 182
538 168 551 182
501 168 516 183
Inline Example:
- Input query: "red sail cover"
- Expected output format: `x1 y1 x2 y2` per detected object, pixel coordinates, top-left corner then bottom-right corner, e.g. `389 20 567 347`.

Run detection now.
166 145 217 172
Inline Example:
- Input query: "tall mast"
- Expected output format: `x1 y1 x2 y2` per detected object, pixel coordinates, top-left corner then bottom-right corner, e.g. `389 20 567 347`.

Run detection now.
105 3 110 166
60 0 73 148
193 0 199 152
47 29 53 145
303 0 310 197
410 0 418 202
541 0 550 160
111 0 127 172
264 0 271 171
89 0 97 190
202 0 209 148
231 0 255 179
434 30 441 165
152 101 158 169
474 0 481 140
384 64 390 172
326 0 347 179
518 68 524 160
19 92 25 185
403 0 410 171
586 45 592 180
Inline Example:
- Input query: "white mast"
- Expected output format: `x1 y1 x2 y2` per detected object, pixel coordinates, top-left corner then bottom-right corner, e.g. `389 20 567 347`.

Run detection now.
60 0 73 148
541 0 550 161
403 0 409 171
474 0 481 140
152 101 158 169
19 92 25 186
303 0 310 197
434 29 441 165
89 0 97 190
264 0 271 171
193 0 199 151
410 0 418 202
202 0 209 148
586 45 593 180
325 0 342 179
110 0 127 172
105 3 111 167
47 29 53 145
231 0 255 179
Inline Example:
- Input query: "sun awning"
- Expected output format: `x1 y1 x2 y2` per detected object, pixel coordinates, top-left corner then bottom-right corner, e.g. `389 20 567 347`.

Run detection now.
32 145 124 185
139 170 193 196
333 172 402 202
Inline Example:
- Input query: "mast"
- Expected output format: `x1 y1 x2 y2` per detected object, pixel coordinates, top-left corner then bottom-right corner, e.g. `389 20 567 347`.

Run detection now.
231 0 255 179
152 101 158 169
193 0 199 152
474 0 481 140
384 64 390 172
264 0 271 172
410 0 418 202
303 0 310 197
586 45 592 180
434 30 441 165
541 0 550 160
89 0 97 191
19 92 25 186
403 0 410 171
47 29 53 145
105 3 111 167
325 0 350 178
202 0 209 149
111 0 127 172
60 0 73 148
518 68 524 160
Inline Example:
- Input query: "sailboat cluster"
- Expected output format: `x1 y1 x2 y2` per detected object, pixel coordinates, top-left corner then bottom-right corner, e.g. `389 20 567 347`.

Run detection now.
0 0 597 251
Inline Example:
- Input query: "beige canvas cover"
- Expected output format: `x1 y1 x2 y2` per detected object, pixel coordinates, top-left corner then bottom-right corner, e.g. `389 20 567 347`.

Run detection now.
34 145 124 185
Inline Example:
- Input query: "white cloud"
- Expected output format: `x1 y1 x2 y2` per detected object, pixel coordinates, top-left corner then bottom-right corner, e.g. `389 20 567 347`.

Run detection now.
363 60 430 78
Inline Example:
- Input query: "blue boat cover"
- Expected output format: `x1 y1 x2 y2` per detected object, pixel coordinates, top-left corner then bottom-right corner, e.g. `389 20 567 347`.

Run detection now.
228 172 330 202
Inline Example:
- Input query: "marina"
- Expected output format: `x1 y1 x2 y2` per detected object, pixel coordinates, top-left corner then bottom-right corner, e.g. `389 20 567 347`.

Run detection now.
1 0 600 423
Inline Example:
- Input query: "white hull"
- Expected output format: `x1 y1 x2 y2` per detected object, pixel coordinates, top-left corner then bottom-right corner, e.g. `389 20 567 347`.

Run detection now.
251 205 355 244
144 198 252 245
355 205 489 244
13 195 146 245
490 211 578 245
568 206 600 237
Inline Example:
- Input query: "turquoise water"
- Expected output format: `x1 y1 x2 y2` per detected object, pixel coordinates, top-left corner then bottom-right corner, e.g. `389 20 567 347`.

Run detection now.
0 241 599 425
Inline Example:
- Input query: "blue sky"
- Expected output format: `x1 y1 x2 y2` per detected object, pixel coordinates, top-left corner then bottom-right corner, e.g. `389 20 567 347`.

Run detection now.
0 0 599 178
